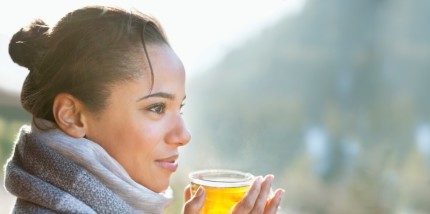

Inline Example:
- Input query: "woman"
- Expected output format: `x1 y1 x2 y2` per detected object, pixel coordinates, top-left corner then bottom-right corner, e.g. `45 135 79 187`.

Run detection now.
4 5 283 213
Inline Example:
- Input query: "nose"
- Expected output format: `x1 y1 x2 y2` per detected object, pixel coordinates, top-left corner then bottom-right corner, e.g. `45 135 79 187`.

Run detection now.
165 116 191 146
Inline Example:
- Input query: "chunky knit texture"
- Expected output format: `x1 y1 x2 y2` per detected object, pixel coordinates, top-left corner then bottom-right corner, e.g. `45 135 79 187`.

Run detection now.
3 119 172 213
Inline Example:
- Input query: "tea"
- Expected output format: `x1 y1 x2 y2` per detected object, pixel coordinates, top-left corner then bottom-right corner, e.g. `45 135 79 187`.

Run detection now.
189 169 254 214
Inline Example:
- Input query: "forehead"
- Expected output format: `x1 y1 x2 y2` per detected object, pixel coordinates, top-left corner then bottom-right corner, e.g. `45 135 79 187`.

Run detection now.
114 44 185 96
146 44 184 74
105 44 186 103
143 44 185 85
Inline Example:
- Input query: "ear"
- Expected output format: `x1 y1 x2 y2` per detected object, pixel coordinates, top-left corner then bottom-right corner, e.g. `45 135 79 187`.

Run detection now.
52 93 87 138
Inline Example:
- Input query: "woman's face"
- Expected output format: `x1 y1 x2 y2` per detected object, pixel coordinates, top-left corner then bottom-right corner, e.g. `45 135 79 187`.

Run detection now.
84 44 191 192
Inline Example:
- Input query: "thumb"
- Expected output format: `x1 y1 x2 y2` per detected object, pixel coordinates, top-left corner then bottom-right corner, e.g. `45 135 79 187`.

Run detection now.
184 185 192 202
183 186 206 214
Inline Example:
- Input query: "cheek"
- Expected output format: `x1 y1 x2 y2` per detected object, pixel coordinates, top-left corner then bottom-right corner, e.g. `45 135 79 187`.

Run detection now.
128 120 163 151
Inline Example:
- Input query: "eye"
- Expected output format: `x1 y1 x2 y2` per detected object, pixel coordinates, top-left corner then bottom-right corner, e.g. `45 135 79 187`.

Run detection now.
147 103 166 114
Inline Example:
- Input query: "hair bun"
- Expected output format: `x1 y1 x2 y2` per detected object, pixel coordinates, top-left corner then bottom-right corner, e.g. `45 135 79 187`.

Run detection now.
9 19 49 70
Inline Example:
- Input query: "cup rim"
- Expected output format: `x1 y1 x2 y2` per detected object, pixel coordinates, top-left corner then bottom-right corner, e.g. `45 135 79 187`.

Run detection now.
189 169 255 188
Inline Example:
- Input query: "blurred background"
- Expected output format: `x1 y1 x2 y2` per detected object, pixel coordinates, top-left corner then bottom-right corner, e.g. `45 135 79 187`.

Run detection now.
1 0 430 213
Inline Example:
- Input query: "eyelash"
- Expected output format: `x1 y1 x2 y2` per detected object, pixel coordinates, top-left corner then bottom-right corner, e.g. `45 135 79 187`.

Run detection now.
180 103 186 114
147 103 166 114
146 102 186 115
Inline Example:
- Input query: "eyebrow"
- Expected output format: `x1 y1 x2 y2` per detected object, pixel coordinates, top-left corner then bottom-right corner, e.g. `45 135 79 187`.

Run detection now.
136 92 186 102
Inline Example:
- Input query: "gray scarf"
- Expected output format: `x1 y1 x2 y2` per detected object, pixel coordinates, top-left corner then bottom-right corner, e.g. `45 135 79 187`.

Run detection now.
3 119 172 213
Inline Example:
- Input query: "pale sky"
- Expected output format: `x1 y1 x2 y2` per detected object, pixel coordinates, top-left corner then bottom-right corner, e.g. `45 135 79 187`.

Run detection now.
0 0 305 93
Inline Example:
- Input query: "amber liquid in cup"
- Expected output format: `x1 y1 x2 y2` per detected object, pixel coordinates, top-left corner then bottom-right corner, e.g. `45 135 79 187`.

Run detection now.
189 169 254 214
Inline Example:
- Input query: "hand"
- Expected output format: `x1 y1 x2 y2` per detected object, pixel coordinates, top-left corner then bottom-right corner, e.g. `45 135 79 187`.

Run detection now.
231 175 284 214
183 184 205 214
182 174 284 214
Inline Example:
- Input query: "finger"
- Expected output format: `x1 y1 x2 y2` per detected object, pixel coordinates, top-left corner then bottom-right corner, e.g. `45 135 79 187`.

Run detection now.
264 188 284 214
184 184 192 202
183 186 206 214
231 176 263 213
250 175 274 214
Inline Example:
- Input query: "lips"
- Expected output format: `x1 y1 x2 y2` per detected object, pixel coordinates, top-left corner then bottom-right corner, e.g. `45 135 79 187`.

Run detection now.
155 154 179 172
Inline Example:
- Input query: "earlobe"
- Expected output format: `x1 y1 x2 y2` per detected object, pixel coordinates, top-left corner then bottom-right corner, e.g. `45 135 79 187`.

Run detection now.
53 93 87 138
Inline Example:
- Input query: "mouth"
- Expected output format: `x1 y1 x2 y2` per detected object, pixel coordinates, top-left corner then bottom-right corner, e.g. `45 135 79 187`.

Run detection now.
155 154 179 172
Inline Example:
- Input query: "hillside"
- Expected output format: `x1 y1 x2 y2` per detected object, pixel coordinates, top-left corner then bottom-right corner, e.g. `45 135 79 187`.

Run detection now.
0 32 31 121
0 89 19 107
185 0 430 212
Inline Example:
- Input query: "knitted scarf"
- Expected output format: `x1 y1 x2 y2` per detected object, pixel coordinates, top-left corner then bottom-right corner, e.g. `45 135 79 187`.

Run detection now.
3 119 172 213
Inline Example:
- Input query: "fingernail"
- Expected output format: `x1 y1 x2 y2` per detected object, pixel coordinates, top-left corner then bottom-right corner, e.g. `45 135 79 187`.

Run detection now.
266 175 274 185
254 176 261 183
196 186 204 197
277 189 285 202
257 176 263 184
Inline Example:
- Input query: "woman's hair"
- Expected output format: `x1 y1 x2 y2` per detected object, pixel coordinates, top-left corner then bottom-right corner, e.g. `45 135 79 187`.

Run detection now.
8 6 169 122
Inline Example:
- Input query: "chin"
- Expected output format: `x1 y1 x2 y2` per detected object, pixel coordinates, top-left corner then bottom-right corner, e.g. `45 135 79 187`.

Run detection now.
148 179 170 193
136 170 173 193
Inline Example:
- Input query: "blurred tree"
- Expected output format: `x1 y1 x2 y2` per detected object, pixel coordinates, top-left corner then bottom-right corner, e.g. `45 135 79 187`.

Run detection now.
0 90 30 174
186 0 430 212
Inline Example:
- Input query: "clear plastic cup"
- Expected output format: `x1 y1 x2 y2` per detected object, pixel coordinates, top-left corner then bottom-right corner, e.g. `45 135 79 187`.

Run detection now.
189 169 254 214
